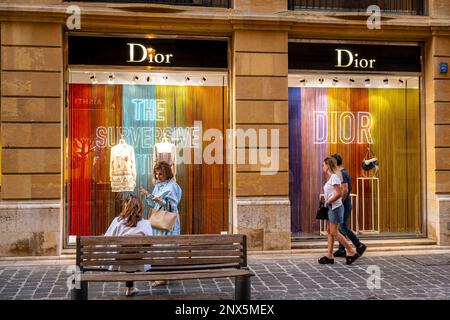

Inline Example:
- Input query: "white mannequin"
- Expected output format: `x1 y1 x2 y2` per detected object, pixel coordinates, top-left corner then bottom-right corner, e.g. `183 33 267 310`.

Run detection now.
110 133 137 192
153 133 176 178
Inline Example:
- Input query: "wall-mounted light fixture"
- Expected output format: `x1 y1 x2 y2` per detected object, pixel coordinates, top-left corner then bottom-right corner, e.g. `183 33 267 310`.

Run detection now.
89 74 98 84
198 76 206 85
108 74 115 84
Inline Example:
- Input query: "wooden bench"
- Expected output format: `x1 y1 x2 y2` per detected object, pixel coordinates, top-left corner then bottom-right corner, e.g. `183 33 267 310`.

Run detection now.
71 234 254 300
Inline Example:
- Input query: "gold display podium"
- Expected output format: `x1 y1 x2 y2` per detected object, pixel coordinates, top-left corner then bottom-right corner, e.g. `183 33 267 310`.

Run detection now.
356 176 380 234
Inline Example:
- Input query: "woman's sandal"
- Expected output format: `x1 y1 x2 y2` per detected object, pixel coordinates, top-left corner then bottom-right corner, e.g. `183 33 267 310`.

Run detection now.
318 256 334 264
346 253 360 265
125 287 139 296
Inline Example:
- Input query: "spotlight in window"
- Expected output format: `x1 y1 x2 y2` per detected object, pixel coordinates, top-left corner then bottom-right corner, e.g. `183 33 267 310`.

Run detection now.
132 75 139 83
398 79 405 86
349 78 355 85
383 78 389 87
108 74 115 84
89 74 98 84
299 79 306 86
332 78 339 86
365 78 371 87
318 78 324 85
198 76 206 85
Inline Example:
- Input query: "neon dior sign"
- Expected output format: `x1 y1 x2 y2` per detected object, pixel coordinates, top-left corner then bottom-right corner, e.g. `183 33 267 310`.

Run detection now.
314 111 374 145
127 43 174 64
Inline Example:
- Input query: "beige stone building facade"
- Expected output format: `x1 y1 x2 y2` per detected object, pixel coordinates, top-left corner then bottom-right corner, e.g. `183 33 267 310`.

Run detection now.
0 0 449 256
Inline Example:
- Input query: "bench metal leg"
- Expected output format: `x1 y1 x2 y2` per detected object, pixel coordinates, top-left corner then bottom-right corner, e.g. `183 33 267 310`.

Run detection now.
71 281 88 300
235 276 251 300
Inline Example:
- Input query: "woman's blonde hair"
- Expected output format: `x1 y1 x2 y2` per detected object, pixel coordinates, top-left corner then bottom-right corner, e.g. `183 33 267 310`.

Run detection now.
324 157 343 181
118 194 143 228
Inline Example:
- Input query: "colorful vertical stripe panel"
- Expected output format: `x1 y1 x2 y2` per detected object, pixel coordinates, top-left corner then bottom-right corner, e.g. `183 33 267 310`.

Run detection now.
67 83 227 237
289 87 421 235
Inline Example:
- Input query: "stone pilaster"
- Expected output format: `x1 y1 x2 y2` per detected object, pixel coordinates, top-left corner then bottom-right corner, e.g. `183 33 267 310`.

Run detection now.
233 29 290 250
431 34 450 245
0 21 63 256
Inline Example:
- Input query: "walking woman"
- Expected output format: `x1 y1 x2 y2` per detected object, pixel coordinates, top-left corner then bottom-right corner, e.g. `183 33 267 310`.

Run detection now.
319 157 360 265
139 160 182 286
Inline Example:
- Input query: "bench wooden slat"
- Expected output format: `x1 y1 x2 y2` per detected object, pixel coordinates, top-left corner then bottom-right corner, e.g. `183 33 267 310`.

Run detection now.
149 263 242 271
94 293 232 300
82 268 251 276
80 257 242 267
81 251 242 260
81 244 243 253
80 269 254 282
83 263 241 272
80 235 244 246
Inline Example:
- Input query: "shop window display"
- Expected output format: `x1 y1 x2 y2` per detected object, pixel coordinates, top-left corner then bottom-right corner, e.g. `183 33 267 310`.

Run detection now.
289 75 422 237
65 71 228 241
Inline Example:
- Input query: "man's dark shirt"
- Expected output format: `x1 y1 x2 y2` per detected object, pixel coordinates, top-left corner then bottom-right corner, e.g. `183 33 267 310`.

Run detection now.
341 168 352 211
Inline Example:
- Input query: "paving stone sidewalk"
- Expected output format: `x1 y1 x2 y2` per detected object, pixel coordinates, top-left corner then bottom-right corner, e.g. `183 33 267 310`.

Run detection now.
1 252 449 300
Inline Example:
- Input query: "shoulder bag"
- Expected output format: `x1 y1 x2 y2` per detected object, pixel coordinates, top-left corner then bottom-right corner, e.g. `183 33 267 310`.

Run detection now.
148 199 177 232
361 147 379 175
316 199 330 220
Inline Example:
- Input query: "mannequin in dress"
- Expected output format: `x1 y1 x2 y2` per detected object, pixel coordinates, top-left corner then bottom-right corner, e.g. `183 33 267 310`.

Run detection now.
110 133 137 192
153 133 176 179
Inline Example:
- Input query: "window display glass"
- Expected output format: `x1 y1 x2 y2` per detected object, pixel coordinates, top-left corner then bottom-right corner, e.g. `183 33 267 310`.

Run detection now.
288 75 422 237
65 70 229 241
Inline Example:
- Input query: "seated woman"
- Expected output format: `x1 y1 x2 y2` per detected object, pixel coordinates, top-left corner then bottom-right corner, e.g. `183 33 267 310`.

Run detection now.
104 194 153 296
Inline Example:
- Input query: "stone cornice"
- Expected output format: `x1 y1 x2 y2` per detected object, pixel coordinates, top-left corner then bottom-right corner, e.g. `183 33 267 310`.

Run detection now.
0 3 449 39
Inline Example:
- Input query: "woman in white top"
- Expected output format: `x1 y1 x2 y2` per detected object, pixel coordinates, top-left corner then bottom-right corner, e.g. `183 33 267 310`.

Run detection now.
105 194 153 296
319 157 359 265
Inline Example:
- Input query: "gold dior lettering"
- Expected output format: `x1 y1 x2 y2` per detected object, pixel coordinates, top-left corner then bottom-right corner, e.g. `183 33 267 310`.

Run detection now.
335 49 376 69
127 43 173 64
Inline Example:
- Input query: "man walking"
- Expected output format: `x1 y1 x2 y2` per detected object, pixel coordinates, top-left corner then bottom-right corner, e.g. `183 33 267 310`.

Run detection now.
331 154 367 258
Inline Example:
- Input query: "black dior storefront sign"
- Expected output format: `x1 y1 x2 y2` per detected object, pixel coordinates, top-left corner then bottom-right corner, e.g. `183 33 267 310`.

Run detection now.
68 35 228 69
289 42 422 73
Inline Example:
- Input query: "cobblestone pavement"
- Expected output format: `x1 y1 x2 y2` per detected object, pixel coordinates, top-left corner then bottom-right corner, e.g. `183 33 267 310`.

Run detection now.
0 251 449 300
